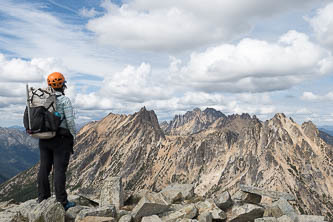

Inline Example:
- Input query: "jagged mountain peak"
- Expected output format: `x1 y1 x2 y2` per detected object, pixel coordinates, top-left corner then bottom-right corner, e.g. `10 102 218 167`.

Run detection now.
302 120 320 142
161 107 226 136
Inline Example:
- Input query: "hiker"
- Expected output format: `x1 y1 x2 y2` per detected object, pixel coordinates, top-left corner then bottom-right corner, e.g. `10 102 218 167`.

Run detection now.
37 72 76 210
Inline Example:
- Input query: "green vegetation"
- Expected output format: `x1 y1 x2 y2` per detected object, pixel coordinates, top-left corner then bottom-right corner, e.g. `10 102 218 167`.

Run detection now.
0 181 38 202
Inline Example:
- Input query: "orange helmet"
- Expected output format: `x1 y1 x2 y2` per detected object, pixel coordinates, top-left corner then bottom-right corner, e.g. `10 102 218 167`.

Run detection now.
47 72 65 89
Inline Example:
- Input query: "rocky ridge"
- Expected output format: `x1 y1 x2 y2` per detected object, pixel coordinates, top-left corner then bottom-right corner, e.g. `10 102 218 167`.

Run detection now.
0 108 332 220
0 178 329 222
160 108 226 136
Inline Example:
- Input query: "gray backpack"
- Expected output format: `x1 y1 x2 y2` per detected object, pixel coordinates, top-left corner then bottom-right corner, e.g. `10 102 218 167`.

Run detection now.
23 85 61 139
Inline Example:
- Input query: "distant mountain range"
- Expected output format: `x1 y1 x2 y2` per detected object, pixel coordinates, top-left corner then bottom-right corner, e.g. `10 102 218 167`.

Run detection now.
0 127 39 184
1 107 332 220
319 127 333 137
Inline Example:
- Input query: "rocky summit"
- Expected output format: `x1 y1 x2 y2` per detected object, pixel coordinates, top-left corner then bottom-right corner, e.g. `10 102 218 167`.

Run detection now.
0 179 330 222
0 107 332 221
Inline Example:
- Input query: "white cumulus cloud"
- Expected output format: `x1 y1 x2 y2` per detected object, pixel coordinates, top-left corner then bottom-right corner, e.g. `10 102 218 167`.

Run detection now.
87 0 320 51
307 2 333 50
171 31 333 93
301 91 333 101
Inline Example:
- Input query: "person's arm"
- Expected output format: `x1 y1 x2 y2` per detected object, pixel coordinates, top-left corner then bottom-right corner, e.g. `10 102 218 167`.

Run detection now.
63 97 76 139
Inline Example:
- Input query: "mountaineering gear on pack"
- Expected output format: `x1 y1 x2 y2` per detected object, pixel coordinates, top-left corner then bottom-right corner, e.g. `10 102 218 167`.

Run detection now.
47 72 65 89
23 85 62 139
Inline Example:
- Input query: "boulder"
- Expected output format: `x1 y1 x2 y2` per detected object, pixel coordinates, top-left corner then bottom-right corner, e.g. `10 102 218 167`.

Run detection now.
79 216 115 222
131 192 169 221
161 204 197 222
119 214 133 222
254 218 277 222
0 211 25 222
160 184 195 200
196 199 226 220
263 206 284 218
100 177 124 209
117 210 131 219
272 198 296 217
214 191 232 211
294 215 326 222
277 215 293 222
232 190 262 204
125 189 150 206
66 206 90 222
228 203 265 222
29 198 65 222
197 211 212 222
240 185 295 201
142 215 163 222
76 206 117 222
17 199 38 219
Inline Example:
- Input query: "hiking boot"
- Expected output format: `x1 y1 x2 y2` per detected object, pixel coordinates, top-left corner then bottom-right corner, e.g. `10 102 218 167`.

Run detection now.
63 201 76 211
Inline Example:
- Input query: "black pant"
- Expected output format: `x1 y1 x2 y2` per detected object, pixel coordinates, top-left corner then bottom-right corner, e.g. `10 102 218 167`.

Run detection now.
38 134 73 205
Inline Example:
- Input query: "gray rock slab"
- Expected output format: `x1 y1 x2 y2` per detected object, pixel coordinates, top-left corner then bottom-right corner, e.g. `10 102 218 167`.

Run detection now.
214 191 232 211
161 184 195 200
264 206 284 218
196 199 226 220
0 211 25 222
100 177 124 209
119 214 133 222
240 185 295 201
117 210 131 219
131 192 170 221
161 204 197 222
160 190 183 204
142 215 163 222
198 211 212 222
66 206 90 222
254 218 277 222
125 189 150 206
17 199 38 219
29 198 65 222
272 198 296 217
79 216 115 222
294 215 326 222
228 203 265 222
232 190 262 204
277 215 293 222
76 206 117 221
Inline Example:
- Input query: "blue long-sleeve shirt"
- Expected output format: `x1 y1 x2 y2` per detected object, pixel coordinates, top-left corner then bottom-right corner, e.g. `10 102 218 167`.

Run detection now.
55 91 76 139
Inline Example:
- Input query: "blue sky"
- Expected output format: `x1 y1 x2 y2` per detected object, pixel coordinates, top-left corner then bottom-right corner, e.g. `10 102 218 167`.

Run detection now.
0 0 333 127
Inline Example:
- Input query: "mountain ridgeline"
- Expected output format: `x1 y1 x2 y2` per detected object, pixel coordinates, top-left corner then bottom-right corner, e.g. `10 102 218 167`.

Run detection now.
0 127 39 184
0 107 332 220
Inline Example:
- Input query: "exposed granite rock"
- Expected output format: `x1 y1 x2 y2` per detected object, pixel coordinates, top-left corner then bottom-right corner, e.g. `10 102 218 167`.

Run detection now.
76 206 117 222
131 192 169 221
100 177 124 209
142 215 162 222
29 198 65 222
161 204 197 221
232 190 262 204
214 191 232 211
240 185 295 201
228 203 264 222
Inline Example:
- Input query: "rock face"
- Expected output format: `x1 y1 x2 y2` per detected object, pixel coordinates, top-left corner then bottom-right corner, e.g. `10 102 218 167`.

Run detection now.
160 108 226 136
0 107 333 220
